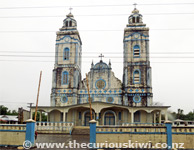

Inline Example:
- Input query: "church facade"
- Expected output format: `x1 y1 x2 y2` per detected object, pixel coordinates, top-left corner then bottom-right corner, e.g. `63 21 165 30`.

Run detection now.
31 8 170 126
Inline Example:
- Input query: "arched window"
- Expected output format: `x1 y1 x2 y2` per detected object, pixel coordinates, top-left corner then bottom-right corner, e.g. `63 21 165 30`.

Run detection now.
69 20 72 27
62 71 68 85
65 21 68 27
136 16 140 23
133 70 141 84
133 45 140 58
63 48 69 60
132 17 136 23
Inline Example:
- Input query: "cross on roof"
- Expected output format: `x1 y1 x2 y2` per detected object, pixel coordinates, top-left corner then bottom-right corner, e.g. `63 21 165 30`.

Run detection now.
69 7 73 13
133 3 137 8
99 53 104 61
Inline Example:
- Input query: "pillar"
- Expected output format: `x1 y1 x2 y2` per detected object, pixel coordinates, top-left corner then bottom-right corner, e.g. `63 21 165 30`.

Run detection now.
153 112 156 124
96 113 99 126
89 120 97 148
25 119 36 148
131 110 134 123
159 111 162 123
39 111 42 122
47 112 49 122
30 110 33 119
165 111 168 121
165 121 172 149
63 110 67 122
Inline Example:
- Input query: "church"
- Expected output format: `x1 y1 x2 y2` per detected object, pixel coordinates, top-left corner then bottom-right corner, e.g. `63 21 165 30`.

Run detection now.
31 8 170 126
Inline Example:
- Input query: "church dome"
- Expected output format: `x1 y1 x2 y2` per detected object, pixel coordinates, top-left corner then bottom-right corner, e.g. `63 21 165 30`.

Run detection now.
92 60 110 70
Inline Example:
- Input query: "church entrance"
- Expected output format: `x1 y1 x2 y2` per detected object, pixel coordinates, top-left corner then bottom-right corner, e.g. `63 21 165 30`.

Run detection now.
84 112 94 126
104 112 115 125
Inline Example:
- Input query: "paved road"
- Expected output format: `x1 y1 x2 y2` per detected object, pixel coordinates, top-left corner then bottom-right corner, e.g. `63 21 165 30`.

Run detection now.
35 134 90 150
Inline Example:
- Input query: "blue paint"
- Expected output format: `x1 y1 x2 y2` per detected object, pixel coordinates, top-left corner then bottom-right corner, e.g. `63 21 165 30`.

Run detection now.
96 132 166 134
63 47 70 60
95 79 106 89
119 112 121 120
0 130 26 132
61 95 68 103
61 71 68 85
25 121 35 146
133 95 141 103
165 123 172 149
79 112 81 119
104 110 115 125
106 97 114 103
89 121 96 148
56 35 80 42
124 32 149 39
133 45 140 58
133 69 141 84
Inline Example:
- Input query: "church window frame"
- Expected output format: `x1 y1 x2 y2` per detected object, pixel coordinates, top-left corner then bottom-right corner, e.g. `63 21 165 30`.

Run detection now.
133 45 140 58
132 17 136 23
133 69 141 84
61 95 68 103
62 71 69 85
106 97 114 103
95 79 106 89
63 47 70 60
69 20 72 27
65 21 68 27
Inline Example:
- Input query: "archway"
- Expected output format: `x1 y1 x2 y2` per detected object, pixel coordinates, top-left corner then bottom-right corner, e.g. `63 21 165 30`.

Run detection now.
104 110 116 125
84 110 95 126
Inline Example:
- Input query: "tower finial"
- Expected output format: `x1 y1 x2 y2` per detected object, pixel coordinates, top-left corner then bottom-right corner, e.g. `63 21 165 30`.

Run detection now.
69 7 73 13
99 53 104 62
133 3 137 9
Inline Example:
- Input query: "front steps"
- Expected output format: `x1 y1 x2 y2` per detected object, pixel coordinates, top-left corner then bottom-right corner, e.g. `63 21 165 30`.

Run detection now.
72 126 90 135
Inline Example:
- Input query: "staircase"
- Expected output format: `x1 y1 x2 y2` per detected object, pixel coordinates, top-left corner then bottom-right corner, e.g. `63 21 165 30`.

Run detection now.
72 126 90 135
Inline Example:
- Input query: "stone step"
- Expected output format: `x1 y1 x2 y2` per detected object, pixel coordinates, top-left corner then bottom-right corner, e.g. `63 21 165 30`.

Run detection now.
72 126 90 135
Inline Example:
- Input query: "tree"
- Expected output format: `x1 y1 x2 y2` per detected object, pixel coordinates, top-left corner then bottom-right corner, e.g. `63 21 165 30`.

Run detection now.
0 105 8 115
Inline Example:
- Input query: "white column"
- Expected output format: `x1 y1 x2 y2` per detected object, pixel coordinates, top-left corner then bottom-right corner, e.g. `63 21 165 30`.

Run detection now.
39 111 42 122
63 111 67 122
96 113 99 126
154 112 156 123
47 112 49 122
131 110 134 123
165 110 168 121
159 111 162 123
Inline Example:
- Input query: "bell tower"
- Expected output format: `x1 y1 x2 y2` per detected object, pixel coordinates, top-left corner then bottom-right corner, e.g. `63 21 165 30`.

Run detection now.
123 7 153 106
50 12 82 106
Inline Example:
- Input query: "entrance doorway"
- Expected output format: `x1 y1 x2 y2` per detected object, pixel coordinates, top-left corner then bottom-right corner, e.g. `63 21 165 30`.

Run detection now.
104 111 115 125
84 112 94 126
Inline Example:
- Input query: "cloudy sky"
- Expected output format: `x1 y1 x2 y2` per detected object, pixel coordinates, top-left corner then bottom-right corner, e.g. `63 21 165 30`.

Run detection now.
0 0 193 114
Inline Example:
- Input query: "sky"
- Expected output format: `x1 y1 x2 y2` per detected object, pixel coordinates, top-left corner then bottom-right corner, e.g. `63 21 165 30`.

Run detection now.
0 0 194 114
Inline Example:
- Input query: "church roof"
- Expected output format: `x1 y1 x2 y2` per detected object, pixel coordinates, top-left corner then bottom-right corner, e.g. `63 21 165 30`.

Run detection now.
92 60 111 70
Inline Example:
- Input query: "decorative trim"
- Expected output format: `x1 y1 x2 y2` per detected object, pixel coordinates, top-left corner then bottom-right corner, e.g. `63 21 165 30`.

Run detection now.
61 95 68 103
133 69 141 84
95 79 106 89
61 71 68 85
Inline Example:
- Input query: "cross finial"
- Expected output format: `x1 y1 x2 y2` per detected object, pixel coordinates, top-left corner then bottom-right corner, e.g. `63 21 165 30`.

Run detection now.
133 3 137 9
69 7 73 13
99 53 104 61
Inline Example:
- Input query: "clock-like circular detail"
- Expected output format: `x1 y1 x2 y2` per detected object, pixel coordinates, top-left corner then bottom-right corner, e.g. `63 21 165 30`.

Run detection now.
64 37 70 42
133 95 141 103
133 33 139 39
106 97 114 103
61 96 68 103
95 79 106 89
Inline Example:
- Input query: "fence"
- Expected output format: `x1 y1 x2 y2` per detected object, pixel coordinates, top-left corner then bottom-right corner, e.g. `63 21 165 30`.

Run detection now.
89 120 194 149
0 119 35 147
36 121 74 134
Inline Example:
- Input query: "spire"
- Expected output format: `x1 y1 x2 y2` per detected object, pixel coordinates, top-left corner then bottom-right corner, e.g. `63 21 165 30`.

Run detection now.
91 60 94 68
127 4 146 27
60 8 77 31
109 59 111 68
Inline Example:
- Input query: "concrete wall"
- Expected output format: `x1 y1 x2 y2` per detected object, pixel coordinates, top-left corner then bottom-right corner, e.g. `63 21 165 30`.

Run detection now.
0 124 26 146
96 126 194 149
